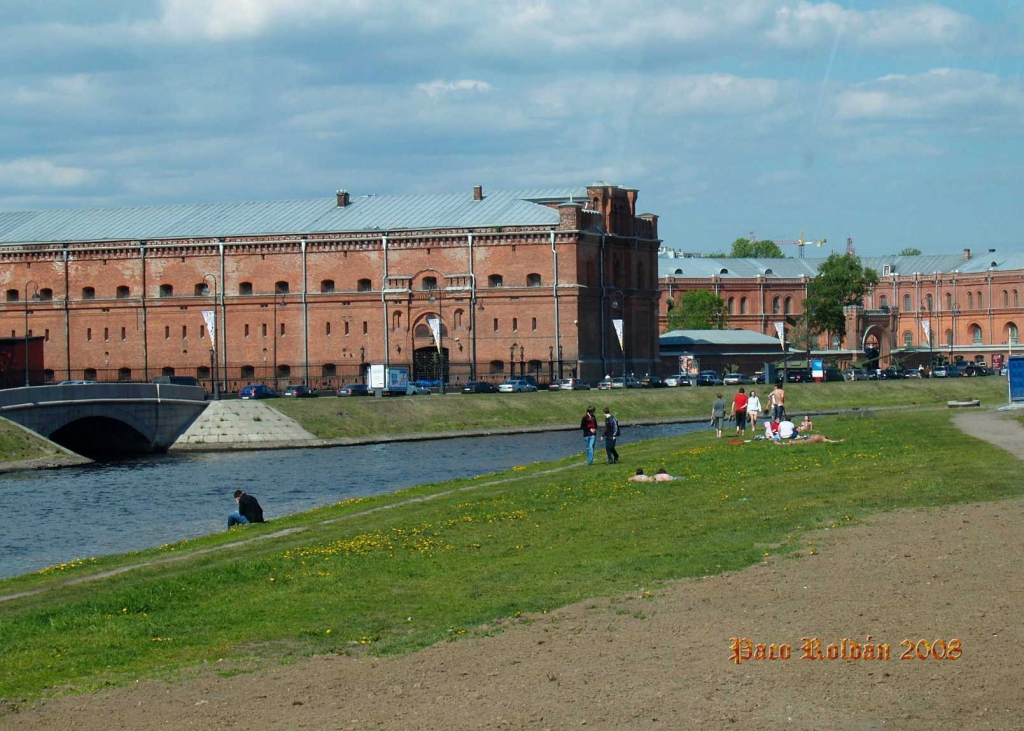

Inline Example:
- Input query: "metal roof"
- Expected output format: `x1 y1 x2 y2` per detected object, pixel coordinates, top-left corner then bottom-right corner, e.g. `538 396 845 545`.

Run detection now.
656 253 1020 279
660 329 783 346
0 187 589 246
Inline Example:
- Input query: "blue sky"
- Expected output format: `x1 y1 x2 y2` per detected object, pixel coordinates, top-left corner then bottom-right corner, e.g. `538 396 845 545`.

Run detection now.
1 0 1021 257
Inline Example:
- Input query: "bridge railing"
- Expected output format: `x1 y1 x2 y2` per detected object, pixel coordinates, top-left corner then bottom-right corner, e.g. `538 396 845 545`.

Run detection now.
0 383 208 409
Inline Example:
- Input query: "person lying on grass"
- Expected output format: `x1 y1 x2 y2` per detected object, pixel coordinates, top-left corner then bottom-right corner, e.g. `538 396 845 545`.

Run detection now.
772 434 844 445
629 468 678 482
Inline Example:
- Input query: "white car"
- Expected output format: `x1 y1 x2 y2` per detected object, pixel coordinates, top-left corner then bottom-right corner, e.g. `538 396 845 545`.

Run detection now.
498 379 538 393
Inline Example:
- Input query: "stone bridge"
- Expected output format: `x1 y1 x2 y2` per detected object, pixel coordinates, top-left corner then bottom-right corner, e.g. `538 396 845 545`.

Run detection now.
0 383 208 457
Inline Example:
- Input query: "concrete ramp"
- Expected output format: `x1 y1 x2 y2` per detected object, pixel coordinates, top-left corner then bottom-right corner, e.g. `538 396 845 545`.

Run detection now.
171 400 321 451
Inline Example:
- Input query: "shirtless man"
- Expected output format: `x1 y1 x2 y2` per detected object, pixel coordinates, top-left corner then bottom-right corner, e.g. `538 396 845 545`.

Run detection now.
773 434 844 445
771 382 786 421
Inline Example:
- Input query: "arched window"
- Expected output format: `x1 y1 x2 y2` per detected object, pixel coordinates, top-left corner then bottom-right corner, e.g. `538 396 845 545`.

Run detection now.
489 360 505 374
5 289 18 302
488 274 503 288
239 282 253 295
903 294 911 311
784 297 792 315
240 365 255 380
977 291 983 308
194 282 210 296
321 280 335 293
161 367 175 376
945 293 952 309
1003 290 1009 308
277 364 291 378
322 364 337 379
39 288 53 300
832 334 842 349
903 331 913 348
926 294 933 311
879 295 888 308
453 309 464 329
415 323 430 339
44 369 55 383
82 287 96 299
392 311 402 331
740 297 747 315
84 368 98 380
527 273 542 287
421 276 438 290
357 278 372 292
116 286 130 299
197 366 210 380
159 284 173 297
728 297 735 315
772 297 780 314
1015 290 1020 307
275 281 289 294
945 329 953 347
1008 323 1019 345
967 292 973 308
971 325 983 344
118 367 132 382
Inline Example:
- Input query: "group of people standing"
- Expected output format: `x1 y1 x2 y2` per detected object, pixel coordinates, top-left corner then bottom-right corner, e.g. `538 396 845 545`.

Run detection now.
710 383 787 438
580 406 620 465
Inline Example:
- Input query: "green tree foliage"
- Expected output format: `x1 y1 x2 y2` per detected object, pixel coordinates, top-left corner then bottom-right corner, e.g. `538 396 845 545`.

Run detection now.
730 238 785 258
804 254 879 339
898 247 923 256
667 289 729 331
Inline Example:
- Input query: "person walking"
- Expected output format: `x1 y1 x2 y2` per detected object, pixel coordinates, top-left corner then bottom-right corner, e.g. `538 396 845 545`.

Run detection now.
731 387 748 435
603 407 620 464
711 393 726 438
771 382 786 421
746 390 762 429
580 406 598 465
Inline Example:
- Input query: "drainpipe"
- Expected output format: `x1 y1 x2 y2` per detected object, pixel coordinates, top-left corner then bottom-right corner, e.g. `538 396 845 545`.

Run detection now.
599 232 607 377
301 236 309 386
140 243 148 382
63 244 71 380
550 230 560 378
468 232 477 381
219 239 226 395
382 235 390 370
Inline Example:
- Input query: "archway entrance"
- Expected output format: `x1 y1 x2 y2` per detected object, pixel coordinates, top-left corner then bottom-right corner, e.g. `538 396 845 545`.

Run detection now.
862 325 891 370
49 416 152 459
413 347 450 385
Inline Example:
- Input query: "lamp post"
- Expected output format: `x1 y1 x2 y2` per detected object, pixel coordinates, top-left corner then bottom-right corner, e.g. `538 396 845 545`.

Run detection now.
23 280 39 387
203 274 220 400
548 345 554 385
262 347 268 385
558 344 564 380
519 345 525 378
950 303 960 363
509 343 516 378
428 291 446 395
273 292 286 392
610 290 623 376
359 345 365 385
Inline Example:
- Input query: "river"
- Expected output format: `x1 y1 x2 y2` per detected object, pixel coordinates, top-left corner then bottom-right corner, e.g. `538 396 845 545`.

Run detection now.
0 422 705 579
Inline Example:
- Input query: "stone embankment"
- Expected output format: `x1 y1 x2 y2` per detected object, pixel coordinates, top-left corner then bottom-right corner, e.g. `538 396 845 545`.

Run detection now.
171 400 325 451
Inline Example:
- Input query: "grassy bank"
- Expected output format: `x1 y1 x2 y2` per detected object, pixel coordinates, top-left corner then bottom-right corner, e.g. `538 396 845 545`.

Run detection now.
0 420 65 465
1 406 1021 703
272 377 1009 439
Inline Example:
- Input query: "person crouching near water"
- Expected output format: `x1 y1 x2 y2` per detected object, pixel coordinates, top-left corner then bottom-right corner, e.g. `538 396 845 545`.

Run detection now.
228 489 265 529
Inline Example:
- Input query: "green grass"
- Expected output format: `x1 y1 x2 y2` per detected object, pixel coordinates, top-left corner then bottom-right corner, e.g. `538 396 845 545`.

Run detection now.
1 406 1021 704
271 378 1009 439
0 420 64 465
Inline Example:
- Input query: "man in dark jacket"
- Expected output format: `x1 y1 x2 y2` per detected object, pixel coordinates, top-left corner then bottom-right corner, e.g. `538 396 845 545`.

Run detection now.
603 407 620 464
228 489 265 529
580 406 598 465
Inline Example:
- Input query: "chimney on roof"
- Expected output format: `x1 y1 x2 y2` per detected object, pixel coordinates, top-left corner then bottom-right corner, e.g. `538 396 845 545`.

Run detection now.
336 190 350 207
963 248 971 261
473 185 483 201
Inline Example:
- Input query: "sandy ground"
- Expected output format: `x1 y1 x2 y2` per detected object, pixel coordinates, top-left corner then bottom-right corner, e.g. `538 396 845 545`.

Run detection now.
5 409 1024 730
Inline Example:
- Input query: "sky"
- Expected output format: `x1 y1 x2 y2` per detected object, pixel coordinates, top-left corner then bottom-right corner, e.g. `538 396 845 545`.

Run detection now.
0 0 1022 258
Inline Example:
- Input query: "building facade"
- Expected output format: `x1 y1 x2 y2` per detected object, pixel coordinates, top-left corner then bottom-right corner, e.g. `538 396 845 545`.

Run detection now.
0 185 661 390
659 250 1023 370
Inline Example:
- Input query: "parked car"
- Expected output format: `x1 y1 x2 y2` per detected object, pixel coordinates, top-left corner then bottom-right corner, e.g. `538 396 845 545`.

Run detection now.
283 384 317 397
843 368 869 381
695 373 723 386
598 377 614 390
641 375 667 388
932 366 948 378
559 378 591 390
461 381 499 394
58 379 99 385
663 374 691 387
961 364 989 377
498 379 538 392
152 375 200 386
240 384 277 399
723 373 755 386
336 383 370 396
405 383 431 395
785 368 812 383
823 367 845 382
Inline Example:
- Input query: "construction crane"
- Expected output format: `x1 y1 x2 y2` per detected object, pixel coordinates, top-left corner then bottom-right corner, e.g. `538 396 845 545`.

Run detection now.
772 230 826 259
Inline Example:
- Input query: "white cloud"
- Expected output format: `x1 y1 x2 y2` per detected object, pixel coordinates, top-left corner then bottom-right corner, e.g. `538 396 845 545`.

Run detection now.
9 74 96 107
0 159 94 189
416 79 492 98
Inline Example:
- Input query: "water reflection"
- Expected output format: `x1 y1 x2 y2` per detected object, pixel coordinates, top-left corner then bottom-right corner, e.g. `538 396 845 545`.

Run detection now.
0 422 703 579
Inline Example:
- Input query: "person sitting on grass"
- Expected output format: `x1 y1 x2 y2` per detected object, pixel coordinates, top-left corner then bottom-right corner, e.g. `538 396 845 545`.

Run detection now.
227 489 265 529
628 468 653 482
773 434 844 445
800 415 813 432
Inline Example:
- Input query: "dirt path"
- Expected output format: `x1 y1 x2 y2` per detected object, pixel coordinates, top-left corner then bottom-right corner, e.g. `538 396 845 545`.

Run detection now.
5 409 1024 730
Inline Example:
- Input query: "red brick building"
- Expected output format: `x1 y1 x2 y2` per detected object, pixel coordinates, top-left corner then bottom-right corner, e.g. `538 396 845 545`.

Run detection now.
0 185 661 390
659 250 1024 370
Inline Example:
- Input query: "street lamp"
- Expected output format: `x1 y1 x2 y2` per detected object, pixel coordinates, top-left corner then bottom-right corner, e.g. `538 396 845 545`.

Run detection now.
509 343 516 378
519 345 525 378
548 345 554 385
23 280 39 387
203 273 220 400
262 347 268 384
360 345 365 384
273 292 286 392
950 303 960 363
428 291 445 395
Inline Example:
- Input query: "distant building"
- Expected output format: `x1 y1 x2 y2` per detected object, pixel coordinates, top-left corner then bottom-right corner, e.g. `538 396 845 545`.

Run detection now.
659 249 1022 369
659 329 785 375
0 184 661 389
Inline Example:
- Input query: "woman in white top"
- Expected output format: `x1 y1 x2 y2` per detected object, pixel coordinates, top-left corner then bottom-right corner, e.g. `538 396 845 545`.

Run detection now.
746 391 762 429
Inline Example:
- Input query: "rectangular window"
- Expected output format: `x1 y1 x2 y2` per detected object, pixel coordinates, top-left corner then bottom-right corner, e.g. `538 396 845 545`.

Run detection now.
493 318 498 332
532 317 537 332
326 322 331 336
103 327 109 342
121 327 126 341
345 321 350 336
512 317 518 332
200 325 206 339
244 324 250 338
262 323 267 337
280 323 285 337
362 321 368 335
87 328 92 342
182 325 187 339
165 326 170 340
45 329 50 342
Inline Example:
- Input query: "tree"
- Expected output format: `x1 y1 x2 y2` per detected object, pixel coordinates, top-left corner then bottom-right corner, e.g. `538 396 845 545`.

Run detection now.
804 254 879 341
731 237 785 258
898 247 922 256
666 289 729 331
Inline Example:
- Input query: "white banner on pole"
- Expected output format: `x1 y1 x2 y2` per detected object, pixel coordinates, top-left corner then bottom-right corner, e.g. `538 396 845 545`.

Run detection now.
921 319 931 345
612 318 624 352
427 317 441 352
201 310 216 349
773 321 785 348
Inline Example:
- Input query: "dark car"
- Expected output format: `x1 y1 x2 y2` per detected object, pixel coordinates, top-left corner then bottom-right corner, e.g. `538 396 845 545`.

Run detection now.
961 364 988 377
336 383 370 396
152 375 200 386
239 384 277 399
284 384 317 397
462 381 499 394
695 374 723 386
785 368 812 383
641 375 667 388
